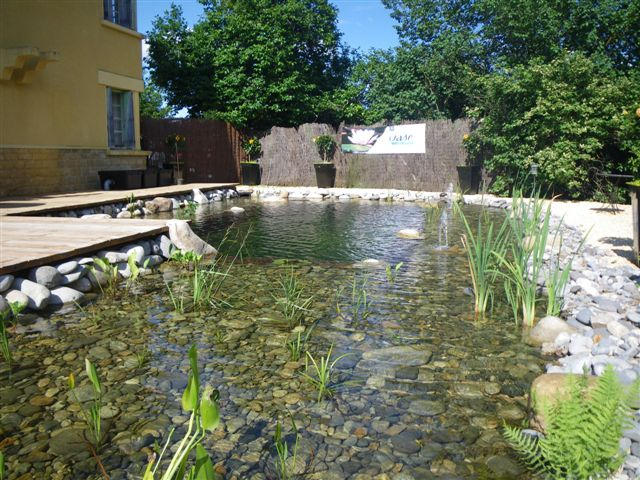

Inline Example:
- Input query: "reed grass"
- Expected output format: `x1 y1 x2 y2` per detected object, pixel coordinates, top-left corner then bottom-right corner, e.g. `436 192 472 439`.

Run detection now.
454 202 509 318
287 324 315 361
0 311 12 368
337 275 371 323
273 269 314 328
302 345 350 402
273 411 299 480
385 262 404 284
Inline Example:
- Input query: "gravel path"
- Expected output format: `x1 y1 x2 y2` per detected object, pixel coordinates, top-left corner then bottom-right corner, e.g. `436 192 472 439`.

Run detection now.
550 200 634 266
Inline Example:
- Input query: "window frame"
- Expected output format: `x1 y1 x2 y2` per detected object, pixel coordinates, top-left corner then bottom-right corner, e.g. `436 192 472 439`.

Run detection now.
107 87 135 150
103 0 135 30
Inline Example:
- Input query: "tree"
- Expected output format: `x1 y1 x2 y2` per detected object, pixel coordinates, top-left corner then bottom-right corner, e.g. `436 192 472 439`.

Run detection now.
467 52 640 199
140 80 172 119
146 1 351 131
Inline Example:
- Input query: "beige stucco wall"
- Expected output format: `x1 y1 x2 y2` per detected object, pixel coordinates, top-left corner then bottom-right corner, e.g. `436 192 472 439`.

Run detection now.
0 0 143 149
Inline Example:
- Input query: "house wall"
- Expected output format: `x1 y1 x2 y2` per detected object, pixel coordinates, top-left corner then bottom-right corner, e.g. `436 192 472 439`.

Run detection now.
0 0 145 196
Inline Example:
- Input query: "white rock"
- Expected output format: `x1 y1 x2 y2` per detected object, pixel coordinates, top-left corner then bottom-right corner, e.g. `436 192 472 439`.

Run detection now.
116 210 132 219
50 287 84 305
289 192 305 201
607 320 630 338
229 207 245 214
307 193 324 201
124 245 145 266
117 263 131 279
576 277 600 297
4 290 29 310
568 334 593 355
192 188 209 204
13 278 51 310
29 266 63 289
0 275 15 293
167 220 217 256
56 261 78 275
397 229 425 240
528 316 577 346
61 268 86 285
159 235 173 259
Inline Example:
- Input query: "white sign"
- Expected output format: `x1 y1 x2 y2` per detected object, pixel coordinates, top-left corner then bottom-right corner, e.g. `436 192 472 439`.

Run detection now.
341 124 426 154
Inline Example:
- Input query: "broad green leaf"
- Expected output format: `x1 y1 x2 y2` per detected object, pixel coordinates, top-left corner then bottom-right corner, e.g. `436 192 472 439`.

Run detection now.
85 358 101 394
142 455 155 480
68 372 75 390
181 375 197 412
200 387 220 432
188 345 200 394
195 444 217 480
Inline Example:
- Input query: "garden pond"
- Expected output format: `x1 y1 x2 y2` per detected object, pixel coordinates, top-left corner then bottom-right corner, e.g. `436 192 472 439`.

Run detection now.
0 199 548 479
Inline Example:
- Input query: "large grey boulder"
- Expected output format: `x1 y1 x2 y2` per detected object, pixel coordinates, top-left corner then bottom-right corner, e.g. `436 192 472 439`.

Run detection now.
29 266 63 289
528 316 577 346
50 287 84 305
167 220 217 256
69 277 93 293
0 275 14 293
13 278 51 310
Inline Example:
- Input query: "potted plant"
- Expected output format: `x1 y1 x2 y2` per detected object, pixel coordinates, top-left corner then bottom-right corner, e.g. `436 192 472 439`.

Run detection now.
313 134 337 188
457 133 482 194
166 133 186 184
240 137 262 185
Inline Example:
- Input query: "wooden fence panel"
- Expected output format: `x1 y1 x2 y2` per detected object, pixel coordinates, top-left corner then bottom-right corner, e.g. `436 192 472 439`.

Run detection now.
141 118 243 183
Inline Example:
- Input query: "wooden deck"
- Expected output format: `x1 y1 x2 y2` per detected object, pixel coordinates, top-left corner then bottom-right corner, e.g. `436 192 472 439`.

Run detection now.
0 216 171 275
0 183 237 216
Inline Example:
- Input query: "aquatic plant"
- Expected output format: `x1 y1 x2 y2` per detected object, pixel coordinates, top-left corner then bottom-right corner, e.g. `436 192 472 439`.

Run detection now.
302 345 350 402
127 253 150 290
287 324 315 362
454 202 509 318
165 279 186 313
496 190 553 325
170 249 203 266
337 275 371 323
69 358 103 448
175 200 198 219
385 262 404 285
90 257 121 295
143 345 219 480
0 311 13 368
136 347 151 368
273 411 299 480
0 451 4 480
504 366 639 479
273 269 314 328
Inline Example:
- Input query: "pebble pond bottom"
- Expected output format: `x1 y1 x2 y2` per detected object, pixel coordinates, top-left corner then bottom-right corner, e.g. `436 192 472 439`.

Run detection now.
1 199 547 479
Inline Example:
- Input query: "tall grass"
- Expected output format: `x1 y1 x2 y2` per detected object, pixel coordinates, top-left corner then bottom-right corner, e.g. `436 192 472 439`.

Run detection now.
273 269 314 328
336 275 371 323
302 345 350 402
454 202 509 318
273 411 299 480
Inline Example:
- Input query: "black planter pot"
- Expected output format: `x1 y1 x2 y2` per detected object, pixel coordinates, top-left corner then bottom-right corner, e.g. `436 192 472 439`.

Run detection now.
314 163 336 188
241 162 261 185
456 165 482 194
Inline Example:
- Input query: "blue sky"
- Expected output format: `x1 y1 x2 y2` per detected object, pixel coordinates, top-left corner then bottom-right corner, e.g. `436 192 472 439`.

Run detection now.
137 0 399 52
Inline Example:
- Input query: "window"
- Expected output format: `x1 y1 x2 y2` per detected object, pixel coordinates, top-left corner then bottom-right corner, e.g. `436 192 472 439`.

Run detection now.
107 88 135 149
103 0 133 29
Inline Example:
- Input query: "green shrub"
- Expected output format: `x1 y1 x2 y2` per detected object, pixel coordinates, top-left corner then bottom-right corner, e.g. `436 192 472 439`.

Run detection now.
313 135 337 163
504 366 640 479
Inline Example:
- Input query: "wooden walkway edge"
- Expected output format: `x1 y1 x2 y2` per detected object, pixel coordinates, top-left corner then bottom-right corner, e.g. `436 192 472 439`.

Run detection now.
0 217 171 275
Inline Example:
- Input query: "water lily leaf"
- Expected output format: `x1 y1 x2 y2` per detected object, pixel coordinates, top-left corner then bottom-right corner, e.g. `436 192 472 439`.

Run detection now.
200 388 220 432
195 444 217 480
85 358 101 394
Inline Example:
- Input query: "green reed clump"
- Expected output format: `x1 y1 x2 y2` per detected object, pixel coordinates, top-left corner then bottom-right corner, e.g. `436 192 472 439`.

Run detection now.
69 358 103 449
504 366 639 479
273 269 314 328
90 257 121 295
454 202 509 318
495 189 553 326
287 324 315 362
143 345 219 480
385 262 404 285
273 411 299 480
337 275 371 323
302 345 350 402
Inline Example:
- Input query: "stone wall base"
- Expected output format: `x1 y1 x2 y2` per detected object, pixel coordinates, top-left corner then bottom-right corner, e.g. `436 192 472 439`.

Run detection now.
0 147 146 197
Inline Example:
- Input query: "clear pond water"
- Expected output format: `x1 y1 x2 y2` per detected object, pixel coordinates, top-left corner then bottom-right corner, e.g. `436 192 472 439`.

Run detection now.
0 199 546 479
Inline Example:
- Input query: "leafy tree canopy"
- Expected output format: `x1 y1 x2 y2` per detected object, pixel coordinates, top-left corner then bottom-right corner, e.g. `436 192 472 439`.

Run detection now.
140 79 172 119
146 0 351 131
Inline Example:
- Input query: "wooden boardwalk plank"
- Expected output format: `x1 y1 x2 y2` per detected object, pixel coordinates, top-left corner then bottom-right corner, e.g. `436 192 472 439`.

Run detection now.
0 182 237 216
0 217 171 275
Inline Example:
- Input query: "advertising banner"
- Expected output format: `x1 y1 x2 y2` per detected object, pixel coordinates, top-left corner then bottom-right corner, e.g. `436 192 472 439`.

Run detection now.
341 124 426 154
